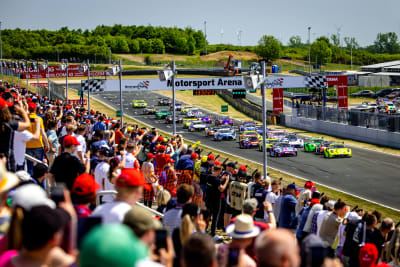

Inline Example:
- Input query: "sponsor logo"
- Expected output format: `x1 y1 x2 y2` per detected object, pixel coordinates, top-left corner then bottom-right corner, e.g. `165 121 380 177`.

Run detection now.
265 78 284 87
125 81 150 90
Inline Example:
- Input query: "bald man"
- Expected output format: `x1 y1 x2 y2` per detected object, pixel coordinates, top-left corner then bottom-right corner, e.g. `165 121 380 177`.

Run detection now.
255 229 300 267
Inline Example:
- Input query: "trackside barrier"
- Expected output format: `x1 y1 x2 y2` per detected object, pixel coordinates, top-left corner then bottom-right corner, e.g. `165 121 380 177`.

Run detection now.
96 190 164 218
24 153 51 195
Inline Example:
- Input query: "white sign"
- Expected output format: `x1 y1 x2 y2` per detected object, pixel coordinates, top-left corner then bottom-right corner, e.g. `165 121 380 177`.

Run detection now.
263 76 307 89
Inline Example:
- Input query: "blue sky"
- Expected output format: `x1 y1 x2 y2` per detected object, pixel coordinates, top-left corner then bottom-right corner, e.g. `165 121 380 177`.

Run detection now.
1 0 399 47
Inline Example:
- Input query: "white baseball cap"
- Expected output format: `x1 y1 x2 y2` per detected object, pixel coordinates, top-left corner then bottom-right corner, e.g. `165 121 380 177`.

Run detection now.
12 184 55 211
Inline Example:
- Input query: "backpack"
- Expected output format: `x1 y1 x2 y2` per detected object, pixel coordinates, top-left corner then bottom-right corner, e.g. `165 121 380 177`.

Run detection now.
254 187 269 219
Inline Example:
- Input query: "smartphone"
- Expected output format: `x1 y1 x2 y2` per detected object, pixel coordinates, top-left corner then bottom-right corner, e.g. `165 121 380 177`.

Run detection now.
227 247 240 266
155 229 168 254
50 183 66 205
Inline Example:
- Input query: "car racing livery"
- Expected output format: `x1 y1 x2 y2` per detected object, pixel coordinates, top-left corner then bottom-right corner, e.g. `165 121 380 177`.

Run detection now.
205 127 219 136
282 134 304 148
267 130 287 141
314 141 333 155
158 98 172 106
143 105 156 115
200 116 213 124
165 115 183 124
239 120 256 132
215 116 234 126
188 120 208 132
258 138 279 152
324 143 352 158
239 135 259 149
270 143 298 157
214 128 236 141
183 118 198 129
132 100 147 108
304 138 324 152
155 108 171 119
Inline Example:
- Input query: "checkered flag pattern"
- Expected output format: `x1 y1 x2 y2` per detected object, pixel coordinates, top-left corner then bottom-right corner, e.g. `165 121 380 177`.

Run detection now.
81 79 105 92
305 76 327 88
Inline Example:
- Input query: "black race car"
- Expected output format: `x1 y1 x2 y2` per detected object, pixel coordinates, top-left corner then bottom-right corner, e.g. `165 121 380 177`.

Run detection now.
165 115 183 124
158 98 172 106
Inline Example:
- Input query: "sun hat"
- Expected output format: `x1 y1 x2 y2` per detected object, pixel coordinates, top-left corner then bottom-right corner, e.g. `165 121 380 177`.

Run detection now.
116 168 151 190
63 135 80 147
80 224 148 267
0 163 20 194
123 206 162 236
12 184 55 211
225 214 260 239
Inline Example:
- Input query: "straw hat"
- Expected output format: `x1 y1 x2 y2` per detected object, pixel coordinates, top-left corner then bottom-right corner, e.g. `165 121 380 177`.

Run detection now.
225 214 260 239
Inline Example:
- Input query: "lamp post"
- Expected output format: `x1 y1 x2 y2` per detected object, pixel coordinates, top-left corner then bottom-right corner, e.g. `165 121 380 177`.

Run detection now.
82 60 91 113
204 21 207 55
158 62 176 135
40 60 50 99
260 61 267 178
0 21 3 82
60 59 68 101
36 60 39 94
109 60 123 125
308 27 311 74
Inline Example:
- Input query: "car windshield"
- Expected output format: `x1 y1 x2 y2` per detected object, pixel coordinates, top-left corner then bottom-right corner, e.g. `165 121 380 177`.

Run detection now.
137 100 145 103
193 121 203 125
247 136 258 141
273 132 285 136
158 109 168 113
332 145 345 148
219 129 231 133
286 136 297 140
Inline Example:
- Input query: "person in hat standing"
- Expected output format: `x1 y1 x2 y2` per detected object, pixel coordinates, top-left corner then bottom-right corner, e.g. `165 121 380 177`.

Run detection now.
141 153 158 208
158 157 176 194
49 135 90 190
295 181 314 215
228 166 248 218
0 97 30 172
94 146 116 203
278 183 298 232
176 152 198 186
91 168 150 223
71 173 100 218
217 214 259 267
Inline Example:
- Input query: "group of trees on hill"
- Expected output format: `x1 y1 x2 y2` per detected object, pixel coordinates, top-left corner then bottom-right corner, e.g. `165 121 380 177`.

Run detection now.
1 25 205 61
2 23 400 66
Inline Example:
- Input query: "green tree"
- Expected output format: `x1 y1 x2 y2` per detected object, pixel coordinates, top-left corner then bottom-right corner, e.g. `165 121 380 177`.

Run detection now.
255 35 282 62
288 35 303 48
150 38 165 54
175 37 188 54
343 37 360 50
114 36 129 53
186 35 196 55
128 39 140 53
310 40 332 64
371 32 400 54
331 34 340 47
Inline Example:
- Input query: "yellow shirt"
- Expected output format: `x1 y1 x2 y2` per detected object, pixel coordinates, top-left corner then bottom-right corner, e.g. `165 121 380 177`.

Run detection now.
26 113 45 149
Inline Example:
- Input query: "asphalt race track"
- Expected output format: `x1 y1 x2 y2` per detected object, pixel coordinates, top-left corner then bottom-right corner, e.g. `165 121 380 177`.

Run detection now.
92 90 400 210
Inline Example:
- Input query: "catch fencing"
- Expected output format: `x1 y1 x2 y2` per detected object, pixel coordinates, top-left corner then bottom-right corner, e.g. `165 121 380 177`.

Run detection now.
294 104 400 132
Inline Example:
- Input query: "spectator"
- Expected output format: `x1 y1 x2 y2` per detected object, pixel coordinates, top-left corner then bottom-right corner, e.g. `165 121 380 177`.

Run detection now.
228 167 248 218
58 124 75 154
31 163 48 189
80 224 148 267
181 233 217 267
71 173 100 218
255 228 300 267
295 181 313 215
278 183 298 231
163 184 194 236
45 119 59 167
158 158 176 194
156 189 171 214
142 152 157 208
49 135 89 190
74 124 87 163
94 146 115 203
247 171 262 199
25 102 49 175
123 205 174 267
13 116 40 171
316 200 336 236
385 225 400 266
0 163 20 234
92 115 106 131
218 214 259 267
273 185 287 225
124 142 140 168
176 152 198 186
254 179 276 223
0 98 30 171
91 168 148 223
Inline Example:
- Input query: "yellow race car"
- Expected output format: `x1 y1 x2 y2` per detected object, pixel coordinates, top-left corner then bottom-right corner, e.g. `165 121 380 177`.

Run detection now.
258 138 279 152
132 100 148 108
183 118 198 129
181 105 193 114
324 143 352 158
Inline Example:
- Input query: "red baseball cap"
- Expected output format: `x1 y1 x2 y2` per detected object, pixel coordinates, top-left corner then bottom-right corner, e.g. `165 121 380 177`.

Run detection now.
63 135 80 146
116 168 151 190
90 110 95 115
191 153 199 159
207 154 215 161
72 173 100 195
159 145 166 152
311 198 320 205
239 165 247 172
0 98 13 109
147 153 155 159
359 243 378 267
28 102 37 112
304 181 315 190
214 160 222 166
157 136 164 142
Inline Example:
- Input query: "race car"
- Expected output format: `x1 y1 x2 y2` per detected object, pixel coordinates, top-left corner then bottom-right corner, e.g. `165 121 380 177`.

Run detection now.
188 120 208 132
239 120 256 132
214 128 236 141
165 115 183 124
200 116 213 124
282 134 304 148
239 135 259 149
270 143 298 157
155 108 171 119
304 138 324 152
267 130 287 141
205 127 219 136
215 116 234 126
324 143 352 158
132 100 147 108
255 126 264 136
143 105 156 115
314 141 333 155
181 105 193 114
158 98 172 106
258 138 279 152
186 109 203 118
183 118 198 129
170 103 182 111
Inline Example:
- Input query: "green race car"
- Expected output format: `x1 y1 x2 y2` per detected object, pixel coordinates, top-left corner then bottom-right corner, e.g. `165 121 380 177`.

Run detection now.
324 143 352 158
304 138 324 152
155 108 171 119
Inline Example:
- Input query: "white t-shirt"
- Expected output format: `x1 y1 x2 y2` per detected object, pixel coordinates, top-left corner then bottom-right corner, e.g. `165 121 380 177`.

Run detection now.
124 152 137 168
13 130 33 166
94 161 115 203
73 134 86 159
264 191 278 220
317 210 330 236
91 201 132 224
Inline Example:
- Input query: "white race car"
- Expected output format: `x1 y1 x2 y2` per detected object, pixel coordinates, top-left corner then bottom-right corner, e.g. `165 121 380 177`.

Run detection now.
282 135 304 148
214 128 236 141
188 120 208 132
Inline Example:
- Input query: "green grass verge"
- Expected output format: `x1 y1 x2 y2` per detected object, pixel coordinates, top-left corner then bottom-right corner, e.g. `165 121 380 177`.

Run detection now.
67 88 400 222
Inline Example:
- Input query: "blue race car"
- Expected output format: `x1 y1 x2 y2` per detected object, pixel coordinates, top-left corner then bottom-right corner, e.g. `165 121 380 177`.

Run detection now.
215 116 234 126
239 121 256 132
214 128 236 141
200 116 213 124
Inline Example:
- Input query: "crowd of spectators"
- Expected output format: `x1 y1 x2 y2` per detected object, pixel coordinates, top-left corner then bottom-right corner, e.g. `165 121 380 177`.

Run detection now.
0 80 399 267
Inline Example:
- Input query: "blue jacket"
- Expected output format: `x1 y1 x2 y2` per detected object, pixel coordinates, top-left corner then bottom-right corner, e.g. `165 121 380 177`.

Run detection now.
175 154 194 171
278 194 298 229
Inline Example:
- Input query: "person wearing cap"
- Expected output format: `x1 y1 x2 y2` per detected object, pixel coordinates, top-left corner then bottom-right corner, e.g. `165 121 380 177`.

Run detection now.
278 183 298 232
199 154 214 201
217 214 259 267
123 206 174 267
176 152 198 187
0 97 30 172
141 152 158 208
45 119 59 167
49 135 90 190
158 157 176 194
192 154 205 207
316 199 337 236
228 167 248 218
71 173 100 218
25 101 49 175
295 181 314 215
80 224 148 267
91 168 150 224
124 142 141 169
94 146 116 203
